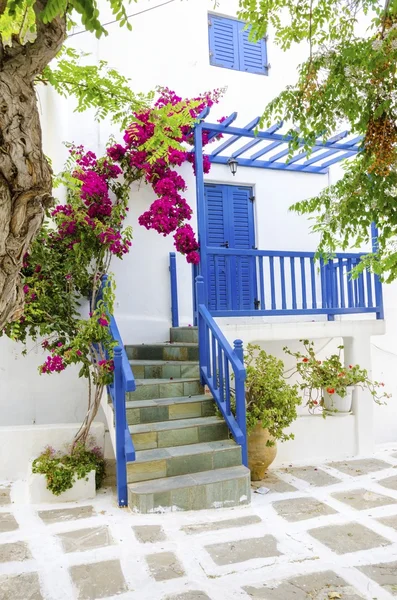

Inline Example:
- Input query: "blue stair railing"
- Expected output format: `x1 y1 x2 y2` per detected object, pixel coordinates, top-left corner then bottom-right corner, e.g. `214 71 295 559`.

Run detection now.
99 277 136 507
169 252 179 328
196 275 248 466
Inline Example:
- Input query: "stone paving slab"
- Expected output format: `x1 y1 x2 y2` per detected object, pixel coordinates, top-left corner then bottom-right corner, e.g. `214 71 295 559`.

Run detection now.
0 540 31 562
378 474 397 491
0 572 43 600
0 485 10 506
281 466 341 486
272 497 337 522
331 488 397 510
205 535 281 565
1 449 397 600
57 526 113 553
70 559 127 599
146 551 185 581
308 522 391 554
251 472 297 493
358 561 397 596
0 511 18 532
244 570 365 599
133 524 166 543
328 458 391 476
377 514 397 531
181 514 261 534
38 505 95 524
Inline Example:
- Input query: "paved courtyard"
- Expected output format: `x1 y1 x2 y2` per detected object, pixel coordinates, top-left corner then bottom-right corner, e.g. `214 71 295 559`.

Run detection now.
1 448 397 599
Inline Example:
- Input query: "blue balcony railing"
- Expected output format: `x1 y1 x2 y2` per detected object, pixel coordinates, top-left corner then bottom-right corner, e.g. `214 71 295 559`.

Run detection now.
99 277 136 507
205 248 384 320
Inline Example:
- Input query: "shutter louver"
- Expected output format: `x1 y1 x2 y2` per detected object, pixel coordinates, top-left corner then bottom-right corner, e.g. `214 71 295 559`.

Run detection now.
208 15 239 71
230 187 256 310
205 185 228 310
238 22 268 75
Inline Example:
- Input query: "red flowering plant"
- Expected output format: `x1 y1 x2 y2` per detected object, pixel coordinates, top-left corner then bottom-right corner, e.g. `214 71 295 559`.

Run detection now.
107 86 225 264
283 339 390 414
2 144 135 449
2 87 223 451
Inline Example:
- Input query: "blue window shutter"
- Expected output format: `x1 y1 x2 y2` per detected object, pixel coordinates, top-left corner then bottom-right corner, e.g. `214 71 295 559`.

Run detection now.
208 15 239 71
237 22 268 75
228 186 257 310
205 184 229 310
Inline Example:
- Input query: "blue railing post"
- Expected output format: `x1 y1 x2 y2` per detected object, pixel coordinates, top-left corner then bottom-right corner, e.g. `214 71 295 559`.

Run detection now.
233 339 248 467
194 122 209 305
169 252 179 328
192 262 199 326
196 275 207 386
113 346 128 507
371 223 384 320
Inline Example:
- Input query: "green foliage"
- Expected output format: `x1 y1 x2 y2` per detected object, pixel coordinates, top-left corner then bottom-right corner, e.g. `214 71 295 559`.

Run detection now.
32 442 106 496
5 0 135 38
0 0 36 45
284 339 390 411
238 0 397 281
244 344 301 443
39 48 153 130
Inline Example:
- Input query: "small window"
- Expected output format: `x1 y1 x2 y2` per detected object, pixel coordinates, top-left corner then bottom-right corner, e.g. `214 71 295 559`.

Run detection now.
208 14 269 75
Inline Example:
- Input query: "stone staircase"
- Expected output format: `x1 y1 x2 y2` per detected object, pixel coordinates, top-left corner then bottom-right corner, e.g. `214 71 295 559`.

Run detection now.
123 326 251 513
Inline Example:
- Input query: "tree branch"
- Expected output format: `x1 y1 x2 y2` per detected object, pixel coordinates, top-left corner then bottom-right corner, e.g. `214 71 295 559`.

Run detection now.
25 0 67 75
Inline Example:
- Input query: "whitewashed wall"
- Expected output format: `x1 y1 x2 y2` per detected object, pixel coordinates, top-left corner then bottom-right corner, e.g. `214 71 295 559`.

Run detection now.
0 0 396 454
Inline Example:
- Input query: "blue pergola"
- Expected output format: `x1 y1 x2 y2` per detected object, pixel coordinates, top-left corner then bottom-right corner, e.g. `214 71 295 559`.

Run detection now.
191 108 382 324
196 106 362 174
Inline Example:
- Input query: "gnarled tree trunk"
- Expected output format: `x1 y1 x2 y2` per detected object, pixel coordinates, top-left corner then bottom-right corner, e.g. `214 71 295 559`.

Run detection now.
0 5 66 328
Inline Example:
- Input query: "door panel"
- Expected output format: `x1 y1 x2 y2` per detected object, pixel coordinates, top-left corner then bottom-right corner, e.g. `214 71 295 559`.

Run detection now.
205 184 256 311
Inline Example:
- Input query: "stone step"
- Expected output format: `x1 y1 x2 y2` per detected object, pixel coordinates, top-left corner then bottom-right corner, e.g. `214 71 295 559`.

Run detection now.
128 465 251 513
126 343 199 362
126 395 215 425
127 440 241 483
129 359 199 380
127 378 203 401
170 326 198 344
129 416 228 451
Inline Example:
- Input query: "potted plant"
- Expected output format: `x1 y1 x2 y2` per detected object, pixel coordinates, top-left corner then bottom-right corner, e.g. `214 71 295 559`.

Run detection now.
29 440 106 503
284 340 390 416
244 344 301 480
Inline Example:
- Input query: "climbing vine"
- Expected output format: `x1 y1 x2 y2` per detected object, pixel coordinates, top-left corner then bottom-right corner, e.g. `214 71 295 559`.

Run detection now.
108 86 225 264
2 87 221 450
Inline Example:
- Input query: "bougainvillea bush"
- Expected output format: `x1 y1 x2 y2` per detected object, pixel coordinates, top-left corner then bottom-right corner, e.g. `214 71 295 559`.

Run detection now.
107 86 224 265
2 87 222 451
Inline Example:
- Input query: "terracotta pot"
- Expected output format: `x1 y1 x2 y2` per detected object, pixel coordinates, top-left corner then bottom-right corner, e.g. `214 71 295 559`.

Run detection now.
248 423 277 481
323 386 353 416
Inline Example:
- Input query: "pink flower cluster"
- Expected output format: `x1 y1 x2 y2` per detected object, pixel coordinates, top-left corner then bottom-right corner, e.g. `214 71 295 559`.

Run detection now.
41 354 66 373
98 359 114 372
98 228 132 257
106 87 224 263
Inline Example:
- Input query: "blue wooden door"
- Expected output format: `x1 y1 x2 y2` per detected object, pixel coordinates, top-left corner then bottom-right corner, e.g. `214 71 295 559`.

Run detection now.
204 184 257 311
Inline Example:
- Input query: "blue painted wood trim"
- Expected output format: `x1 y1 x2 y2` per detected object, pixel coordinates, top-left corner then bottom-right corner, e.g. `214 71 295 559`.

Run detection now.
202 122 362 151
113 346 128 507
210 154 327 174
194 123 208 305
169 252 179 328
207 112 238 144
232 122 283 158
196 276 247 466
211 116 259 156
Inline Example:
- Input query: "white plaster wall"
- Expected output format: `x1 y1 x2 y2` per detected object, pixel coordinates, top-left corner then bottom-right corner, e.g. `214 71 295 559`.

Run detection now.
0 0 396 456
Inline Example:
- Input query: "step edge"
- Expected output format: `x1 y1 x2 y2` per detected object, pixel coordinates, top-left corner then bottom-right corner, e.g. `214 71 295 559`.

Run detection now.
128 465 250 493
131 440 240 463
129 415 226 434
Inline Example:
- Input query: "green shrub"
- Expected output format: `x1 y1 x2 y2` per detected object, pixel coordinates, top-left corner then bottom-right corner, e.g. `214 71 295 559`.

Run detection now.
32 443 106 496
245 344 301 445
